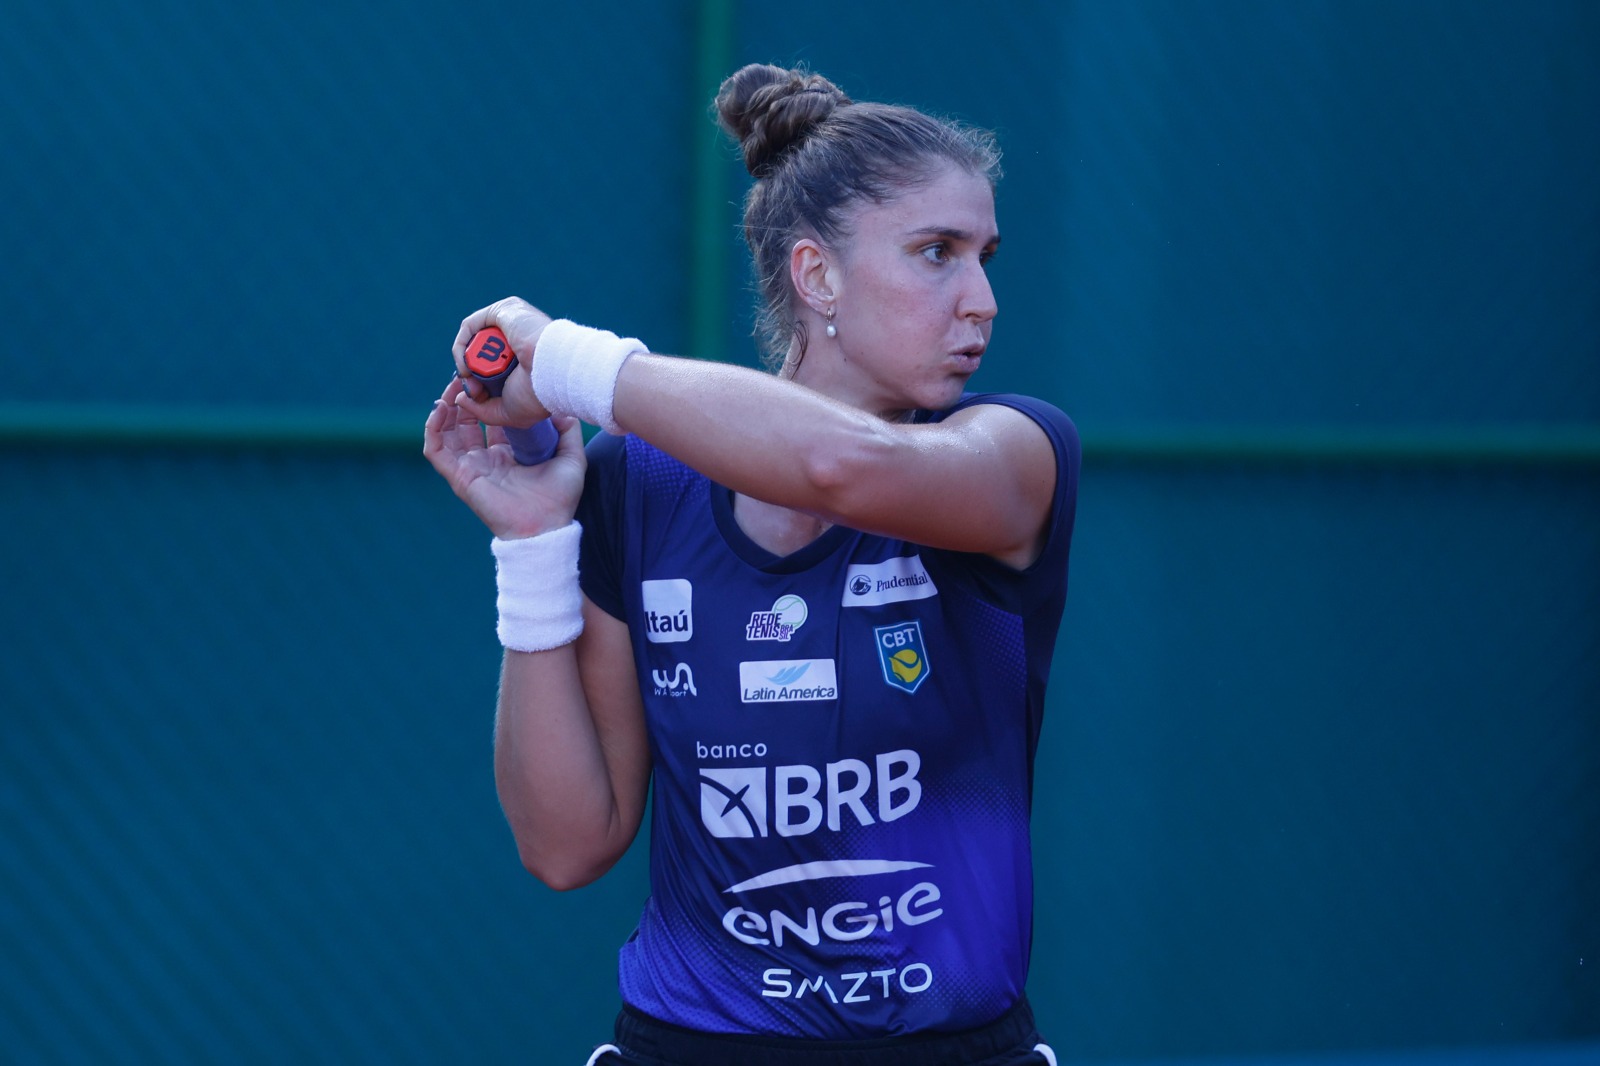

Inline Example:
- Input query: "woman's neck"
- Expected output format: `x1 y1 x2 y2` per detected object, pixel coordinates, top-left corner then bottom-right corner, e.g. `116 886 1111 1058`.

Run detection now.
731 491 832 557
784 344 913 424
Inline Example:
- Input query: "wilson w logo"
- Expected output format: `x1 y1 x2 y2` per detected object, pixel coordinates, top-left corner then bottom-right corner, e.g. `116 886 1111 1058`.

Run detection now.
651 663 697 696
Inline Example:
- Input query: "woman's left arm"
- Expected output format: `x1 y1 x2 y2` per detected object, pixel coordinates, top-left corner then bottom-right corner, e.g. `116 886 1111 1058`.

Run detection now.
610 353 1058 567
448 299 1058 566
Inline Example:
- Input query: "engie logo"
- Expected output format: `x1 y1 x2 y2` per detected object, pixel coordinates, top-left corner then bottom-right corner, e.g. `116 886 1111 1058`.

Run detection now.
739 659 837 703
875 622 930 694
641 579 693 643
651 663 697 697
843 556 937 607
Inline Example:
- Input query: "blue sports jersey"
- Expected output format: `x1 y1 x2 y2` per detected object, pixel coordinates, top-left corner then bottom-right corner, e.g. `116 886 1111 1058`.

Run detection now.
575 393 1079 1039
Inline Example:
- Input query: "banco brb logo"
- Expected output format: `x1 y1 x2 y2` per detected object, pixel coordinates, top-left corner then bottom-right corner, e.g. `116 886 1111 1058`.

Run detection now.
875 621 929 694
700 767 768 838
700 752 922 839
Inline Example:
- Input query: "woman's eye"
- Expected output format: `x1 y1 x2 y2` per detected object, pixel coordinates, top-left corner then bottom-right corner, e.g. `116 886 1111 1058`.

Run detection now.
921 244 950 264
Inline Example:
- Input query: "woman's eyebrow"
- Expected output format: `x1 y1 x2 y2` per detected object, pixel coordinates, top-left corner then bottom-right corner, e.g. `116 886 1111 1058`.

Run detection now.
906 226 1002 246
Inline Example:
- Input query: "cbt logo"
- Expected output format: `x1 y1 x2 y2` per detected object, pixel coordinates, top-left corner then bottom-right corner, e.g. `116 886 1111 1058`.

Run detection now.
746 594 807 641
875 622 929 694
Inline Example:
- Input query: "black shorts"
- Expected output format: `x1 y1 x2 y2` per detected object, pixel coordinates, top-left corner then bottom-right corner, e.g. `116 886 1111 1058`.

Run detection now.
583 997 1058 1066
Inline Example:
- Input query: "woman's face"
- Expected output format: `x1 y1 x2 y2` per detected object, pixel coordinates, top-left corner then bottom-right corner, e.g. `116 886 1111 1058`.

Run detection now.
812 163 1000 417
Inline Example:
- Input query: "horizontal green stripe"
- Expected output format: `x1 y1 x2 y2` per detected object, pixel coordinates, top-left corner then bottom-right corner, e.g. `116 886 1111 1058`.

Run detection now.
0 403 422 453
1 403 1598 466
1084 424 1600 466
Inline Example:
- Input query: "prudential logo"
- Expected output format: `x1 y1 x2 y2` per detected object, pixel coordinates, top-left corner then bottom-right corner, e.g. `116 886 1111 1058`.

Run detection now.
842 556 937 607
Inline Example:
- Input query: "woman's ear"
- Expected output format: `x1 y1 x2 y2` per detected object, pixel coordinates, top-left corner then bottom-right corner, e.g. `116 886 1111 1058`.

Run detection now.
789 238 837 315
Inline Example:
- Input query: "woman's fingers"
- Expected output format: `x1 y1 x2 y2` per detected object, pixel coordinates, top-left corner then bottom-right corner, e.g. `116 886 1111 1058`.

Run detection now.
452 298 554 407
424 379 493 485
553 415 586 460
452 384 505 424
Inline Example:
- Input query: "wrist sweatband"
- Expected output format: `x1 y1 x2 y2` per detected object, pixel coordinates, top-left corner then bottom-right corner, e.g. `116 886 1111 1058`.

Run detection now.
491 522 584 652
533 319 647 435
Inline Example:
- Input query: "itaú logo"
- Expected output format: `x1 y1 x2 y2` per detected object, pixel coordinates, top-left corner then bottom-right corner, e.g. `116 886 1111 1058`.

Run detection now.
641 578 692 644
697 750 921 839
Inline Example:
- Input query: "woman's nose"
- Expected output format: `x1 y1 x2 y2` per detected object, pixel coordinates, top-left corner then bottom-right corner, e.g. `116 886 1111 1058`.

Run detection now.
961 261 998 322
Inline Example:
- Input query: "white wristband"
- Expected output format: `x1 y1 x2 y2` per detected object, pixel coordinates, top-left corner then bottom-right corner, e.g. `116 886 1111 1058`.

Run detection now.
491 522 584 652
532 319 647 435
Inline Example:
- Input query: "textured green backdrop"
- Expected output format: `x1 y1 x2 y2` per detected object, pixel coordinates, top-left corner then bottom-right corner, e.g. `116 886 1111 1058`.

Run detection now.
2 2 1596 1064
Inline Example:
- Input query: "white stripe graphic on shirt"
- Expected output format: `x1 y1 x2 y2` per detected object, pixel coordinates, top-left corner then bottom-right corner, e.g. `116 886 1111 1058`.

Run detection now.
725 859 932 894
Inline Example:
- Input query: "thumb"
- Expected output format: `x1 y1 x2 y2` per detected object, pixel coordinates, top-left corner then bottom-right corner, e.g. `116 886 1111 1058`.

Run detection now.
552 414 586 458
453 386 506 425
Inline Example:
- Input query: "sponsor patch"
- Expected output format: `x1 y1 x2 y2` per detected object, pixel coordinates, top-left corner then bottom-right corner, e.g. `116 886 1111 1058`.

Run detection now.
875 621 930 694
745 594 808 641
641 579 693 643
843 556 937 607
700 767 767 838
739 658 838 703
651 662 697 697
698 749 922 842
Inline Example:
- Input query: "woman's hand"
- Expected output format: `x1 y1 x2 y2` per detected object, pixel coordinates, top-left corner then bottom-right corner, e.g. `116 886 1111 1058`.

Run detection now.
423 377 588 540
451 297 554 428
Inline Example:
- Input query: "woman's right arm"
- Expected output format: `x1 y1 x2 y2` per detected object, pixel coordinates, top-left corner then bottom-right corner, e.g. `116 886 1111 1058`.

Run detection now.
424 379 650 891
494 598 650 890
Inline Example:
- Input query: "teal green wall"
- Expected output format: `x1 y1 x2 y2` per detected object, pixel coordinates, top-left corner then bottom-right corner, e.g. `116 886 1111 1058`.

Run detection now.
2 2 1596 1063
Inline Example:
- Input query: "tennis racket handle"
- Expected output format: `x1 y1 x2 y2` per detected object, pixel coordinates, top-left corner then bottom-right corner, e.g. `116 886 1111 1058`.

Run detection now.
501 419 560 466
463 327 559 465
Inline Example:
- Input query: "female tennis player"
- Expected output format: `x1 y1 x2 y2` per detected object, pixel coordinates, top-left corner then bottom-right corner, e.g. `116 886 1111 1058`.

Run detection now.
424 62 1079 1066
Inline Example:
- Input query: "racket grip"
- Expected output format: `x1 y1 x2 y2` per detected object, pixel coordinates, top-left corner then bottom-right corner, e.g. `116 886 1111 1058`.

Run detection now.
502 419 560 465
464 326 559 465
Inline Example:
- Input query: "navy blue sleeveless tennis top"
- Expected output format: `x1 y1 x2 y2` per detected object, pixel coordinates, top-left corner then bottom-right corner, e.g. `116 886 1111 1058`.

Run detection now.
576 393 1079 1039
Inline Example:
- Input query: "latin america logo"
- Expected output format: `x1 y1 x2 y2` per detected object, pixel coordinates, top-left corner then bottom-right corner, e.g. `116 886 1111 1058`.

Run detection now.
738 659 838 703
745 594 808 642
875 621 930 694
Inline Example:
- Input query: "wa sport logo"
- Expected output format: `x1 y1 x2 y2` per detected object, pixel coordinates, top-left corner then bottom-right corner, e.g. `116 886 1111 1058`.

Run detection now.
651 663 697 697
